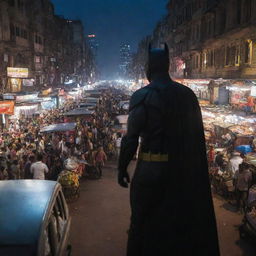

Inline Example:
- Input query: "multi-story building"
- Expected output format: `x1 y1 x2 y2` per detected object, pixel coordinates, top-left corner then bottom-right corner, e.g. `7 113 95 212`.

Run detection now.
119 43 132 78
0 0 94 93
87 34 99 60
165 0 256 79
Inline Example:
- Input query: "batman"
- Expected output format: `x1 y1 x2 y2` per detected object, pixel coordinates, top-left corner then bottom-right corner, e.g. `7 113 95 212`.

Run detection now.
118 44 220 256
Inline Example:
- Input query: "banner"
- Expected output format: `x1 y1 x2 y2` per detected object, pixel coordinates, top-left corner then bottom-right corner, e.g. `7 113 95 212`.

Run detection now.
0 101 15 115
7 67 28 78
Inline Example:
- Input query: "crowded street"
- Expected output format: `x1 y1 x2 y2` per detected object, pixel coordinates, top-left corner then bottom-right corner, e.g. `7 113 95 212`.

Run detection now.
69 161 256 256
1 0 256 255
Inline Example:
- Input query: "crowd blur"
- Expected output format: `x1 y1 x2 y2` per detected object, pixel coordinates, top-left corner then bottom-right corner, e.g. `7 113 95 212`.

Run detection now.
0 89 128 181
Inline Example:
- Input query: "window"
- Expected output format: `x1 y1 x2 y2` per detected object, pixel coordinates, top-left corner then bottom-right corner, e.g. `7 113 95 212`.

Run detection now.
235 45 240 66
203 52 207 68
225 46 230 66
210 50 214 66
17 0 24 10
231 46 236 66
244 40 252 63
237 0 242 24
4 54 8 62
196 55 199 68
10 23 15 38
244 0 252 23
20 29 28 39
35 56 41 63
15 27 20 37
196 24 200 40
35 35 43 45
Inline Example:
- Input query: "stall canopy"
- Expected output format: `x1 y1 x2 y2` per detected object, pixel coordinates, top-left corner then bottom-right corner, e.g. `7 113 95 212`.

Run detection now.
62 109 95 116
40 122 76 133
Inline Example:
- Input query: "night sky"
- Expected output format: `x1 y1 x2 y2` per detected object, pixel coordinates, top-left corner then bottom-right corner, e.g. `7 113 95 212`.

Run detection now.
51 0 168 79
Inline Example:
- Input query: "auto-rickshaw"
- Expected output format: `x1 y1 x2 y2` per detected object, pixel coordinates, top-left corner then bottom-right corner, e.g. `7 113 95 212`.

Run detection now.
0 180 71 256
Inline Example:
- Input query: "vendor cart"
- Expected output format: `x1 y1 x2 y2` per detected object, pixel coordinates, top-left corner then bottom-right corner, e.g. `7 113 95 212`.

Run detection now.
58 158 81 202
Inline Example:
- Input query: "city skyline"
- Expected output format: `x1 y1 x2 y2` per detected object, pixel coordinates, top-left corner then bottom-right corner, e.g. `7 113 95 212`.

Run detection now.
51 0 168 79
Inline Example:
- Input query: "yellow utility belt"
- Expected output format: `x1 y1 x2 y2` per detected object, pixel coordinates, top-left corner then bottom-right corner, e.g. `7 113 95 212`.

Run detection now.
139 152 169 162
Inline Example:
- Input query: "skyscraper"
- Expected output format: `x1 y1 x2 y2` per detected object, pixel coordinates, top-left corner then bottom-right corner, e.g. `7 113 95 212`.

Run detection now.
119 43 132 78
87 34 99 59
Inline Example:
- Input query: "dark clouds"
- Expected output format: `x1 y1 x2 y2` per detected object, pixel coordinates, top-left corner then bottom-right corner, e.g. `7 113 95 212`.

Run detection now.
51 0 167 78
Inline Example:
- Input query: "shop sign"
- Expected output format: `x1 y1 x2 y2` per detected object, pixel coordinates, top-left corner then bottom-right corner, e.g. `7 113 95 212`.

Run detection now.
16 93 38 102
7 67 29 78
251 86 256 97
23 79 34 87
3 94 15 100
0 101 15 115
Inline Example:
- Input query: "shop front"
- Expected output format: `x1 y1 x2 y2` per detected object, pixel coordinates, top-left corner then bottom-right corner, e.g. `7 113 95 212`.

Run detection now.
6 67 29 93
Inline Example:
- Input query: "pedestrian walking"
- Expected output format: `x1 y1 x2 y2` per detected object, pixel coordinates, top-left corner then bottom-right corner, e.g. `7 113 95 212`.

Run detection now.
94 146 107 177
30 153 49 180
234 162 252 213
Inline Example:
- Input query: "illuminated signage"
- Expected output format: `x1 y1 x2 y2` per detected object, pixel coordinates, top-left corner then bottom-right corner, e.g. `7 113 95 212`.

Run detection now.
0 101 15 115
7 67 29 78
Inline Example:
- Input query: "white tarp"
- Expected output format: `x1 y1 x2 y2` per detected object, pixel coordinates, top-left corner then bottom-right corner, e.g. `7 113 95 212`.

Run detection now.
40 122 76 133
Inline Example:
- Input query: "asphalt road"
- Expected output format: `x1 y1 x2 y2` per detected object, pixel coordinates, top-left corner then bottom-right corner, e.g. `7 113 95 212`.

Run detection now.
68 161 256 256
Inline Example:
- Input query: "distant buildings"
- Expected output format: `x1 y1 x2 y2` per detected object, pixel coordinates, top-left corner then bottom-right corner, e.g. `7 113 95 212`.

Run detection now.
0 0 96 93
119 43 132 78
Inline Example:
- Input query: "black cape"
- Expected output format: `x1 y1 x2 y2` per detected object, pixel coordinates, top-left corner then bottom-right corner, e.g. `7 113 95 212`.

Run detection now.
119 76 220 256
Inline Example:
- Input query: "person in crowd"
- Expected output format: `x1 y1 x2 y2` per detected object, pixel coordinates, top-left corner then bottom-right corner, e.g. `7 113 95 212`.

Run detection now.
24 155 35 179
38 135 45 153
0 166 8 180
10 159 20 179
227 151 243 177
215 151 225 170
233 162 252 213
30 153 49 180
207 145 215 167
94 146 107 177
115 134 122 159
51 155 63 181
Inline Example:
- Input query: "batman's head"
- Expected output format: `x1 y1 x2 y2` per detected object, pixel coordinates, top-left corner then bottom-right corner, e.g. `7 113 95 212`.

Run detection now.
146 43 170 82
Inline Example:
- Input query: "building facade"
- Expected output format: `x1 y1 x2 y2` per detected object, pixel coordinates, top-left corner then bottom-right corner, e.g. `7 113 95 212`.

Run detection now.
0 0 95 93
165 0 256 79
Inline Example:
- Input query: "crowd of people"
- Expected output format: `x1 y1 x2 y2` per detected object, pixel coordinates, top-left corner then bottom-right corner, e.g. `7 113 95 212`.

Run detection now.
0 88 128 182
208 144 254 214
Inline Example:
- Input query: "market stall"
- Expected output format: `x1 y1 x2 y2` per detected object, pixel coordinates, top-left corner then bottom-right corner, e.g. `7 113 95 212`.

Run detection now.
62 109 95 122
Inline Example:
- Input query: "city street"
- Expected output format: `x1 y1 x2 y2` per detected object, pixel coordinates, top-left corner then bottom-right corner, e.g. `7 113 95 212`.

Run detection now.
69 161 256 256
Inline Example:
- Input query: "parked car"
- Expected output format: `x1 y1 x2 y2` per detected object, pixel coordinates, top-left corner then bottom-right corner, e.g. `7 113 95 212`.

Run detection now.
0 180 71 256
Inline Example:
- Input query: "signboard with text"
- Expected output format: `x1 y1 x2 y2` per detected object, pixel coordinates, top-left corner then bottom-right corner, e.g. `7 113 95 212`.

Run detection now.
7 67 29 78
0 101 15 115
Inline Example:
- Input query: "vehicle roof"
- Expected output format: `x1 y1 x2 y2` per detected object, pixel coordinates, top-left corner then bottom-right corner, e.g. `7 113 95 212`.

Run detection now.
40 122 76 133
0 180 59 246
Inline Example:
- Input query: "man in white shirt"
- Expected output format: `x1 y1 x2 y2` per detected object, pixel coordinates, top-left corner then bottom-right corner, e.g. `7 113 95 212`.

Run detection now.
228 152 243 177
31 154 49 180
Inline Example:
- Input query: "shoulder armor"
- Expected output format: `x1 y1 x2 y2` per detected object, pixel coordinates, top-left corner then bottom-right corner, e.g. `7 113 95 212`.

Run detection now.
129 86 150 111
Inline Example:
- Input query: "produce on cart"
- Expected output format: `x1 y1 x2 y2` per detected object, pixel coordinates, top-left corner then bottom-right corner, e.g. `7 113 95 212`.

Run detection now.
58 158 81 202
